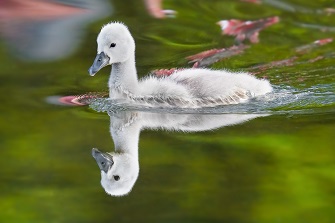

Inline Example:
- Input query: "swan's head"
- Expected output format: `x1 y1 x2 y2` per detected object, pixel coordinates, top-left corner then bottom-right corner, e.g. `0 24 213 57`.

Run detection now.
92 148 139 196
88 22 135 76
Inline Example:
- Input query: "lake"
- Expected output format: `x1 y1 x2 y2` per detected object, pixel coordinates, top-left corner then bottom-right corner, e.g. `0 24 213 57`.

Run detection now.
0 0 334 222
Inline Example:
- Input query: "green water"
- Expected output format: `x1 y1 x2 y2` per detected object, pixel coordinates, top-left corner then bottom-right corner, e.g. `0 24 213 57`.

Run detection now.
0 0 335 222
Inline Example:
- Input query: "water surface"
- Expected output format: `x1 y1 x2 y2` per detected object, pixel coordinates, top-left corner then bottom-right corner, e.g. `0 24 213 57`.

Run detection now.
0 0 334 223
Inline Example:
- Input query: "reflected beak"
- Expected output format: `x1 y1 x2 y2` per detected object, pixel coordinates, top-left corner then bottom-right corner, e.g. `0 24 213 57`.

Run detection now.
88 52 110 76
92 148 114 173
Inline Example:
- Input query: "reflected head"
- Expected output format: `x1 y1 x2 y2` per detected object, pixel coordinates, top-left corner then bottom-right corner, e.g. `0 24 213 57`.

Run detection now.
92 148 139 196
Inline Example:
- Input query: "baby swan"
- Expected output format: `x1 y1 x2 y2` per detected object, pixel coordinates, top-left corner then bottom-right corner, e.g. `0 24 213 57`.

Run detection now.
88 22 272 107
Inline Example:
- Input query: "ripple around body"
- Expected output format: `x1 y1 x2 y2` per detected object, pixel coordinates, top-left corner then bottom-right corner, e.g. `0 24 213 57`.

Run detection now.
86 83 334 115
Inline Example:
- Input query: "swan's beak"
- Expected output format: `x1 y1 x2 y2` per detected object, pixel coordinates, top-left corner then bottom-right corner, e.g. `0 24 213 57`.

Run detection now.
88 52 110 76
92 148 114 173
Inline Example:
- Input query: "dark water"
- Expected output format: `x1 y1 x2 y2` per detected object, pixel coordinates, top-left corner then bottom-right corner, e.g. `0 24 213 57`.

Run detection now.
1 0 335 222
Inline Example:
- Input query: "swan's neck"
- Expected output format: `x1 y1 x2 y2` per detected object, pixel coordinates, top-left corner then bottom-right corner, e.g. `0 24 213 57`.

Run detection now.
109 55 139 98
109 113 140 157
111 128 140 157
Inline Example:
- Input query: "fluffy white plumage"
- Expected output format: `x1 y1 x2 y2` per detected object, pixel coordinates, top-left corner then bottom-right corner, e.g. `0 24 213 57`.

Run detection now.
88 22 272 107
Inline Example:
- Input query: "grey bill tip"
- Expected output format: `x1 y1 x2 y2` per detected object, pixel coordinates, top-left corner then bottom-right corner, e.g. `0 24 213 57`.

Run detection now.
88 52 110 76
92 148 114 173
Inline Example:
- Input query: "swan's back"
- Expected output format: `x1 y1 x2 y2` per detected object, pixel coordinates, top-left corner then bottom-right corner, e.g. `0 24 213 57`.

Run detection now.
168 68 272 98
135 68 272 107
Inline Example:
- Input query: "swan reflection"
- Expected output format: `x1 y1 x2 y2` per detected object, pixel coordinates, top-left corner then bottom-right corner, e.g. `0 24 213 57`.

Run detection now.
92 110 266 196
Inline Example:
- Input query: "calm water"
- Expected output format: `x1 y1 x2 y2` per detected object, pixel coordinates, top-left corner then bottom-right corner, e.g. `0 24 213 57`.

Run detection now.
1 0 335 222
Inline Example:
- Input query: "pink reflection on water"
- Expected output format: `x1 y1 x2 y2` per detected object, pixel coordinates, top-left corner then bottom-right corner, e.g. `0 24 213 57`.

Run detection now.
217 16 280 44
144 0 176 18
186 45 249 68
0 0 112 61
0 0 86 21
48 92 108 106
296 38 333 54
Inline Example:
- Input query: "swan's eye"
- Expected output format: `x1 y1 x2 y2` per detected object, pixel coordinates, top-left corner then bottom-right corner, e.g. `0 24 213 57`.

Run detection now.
110 43 116 48
113 175 120 181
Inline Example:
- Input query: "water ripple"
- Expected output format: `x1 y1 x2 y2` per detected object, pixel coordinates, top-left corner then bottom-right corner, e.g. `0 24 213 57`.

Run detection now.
88 84 335 115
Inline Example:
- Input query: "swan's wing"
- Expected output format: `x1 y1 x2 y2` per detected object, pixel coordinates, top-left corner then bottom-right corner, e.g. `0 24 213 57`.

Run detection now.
169 70 252 105
169 68 272 100
193 87 251 106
